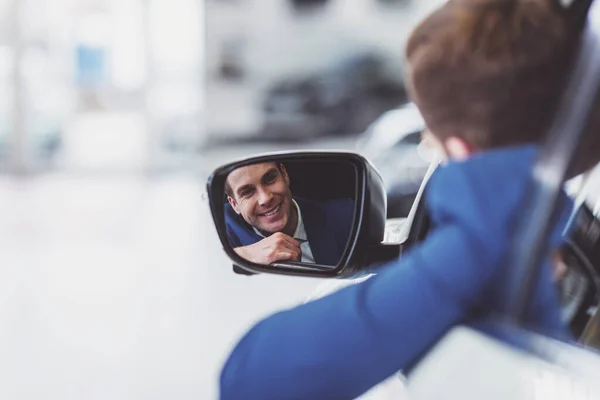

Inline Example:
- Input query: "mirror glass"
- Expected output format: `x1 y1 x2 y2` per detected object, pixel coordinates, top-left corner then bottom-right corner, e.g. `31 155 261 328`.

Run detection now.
223 159 357 268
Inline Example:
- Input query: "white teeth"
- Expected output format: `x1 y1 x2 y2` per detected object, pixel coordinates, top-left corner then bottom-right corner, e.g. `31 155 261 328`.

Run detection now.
261 204 280 217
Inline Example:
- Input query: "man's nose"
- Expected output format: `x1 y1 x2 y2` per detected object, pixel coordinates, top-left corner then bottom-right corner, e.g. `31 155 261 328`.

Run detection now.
257 187 273 206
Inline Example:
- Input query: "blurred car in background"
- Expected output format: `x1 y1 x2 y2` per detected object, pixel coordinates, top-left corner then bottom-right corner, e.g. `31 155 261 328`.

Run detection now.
356 102 431 218
260 52 409 141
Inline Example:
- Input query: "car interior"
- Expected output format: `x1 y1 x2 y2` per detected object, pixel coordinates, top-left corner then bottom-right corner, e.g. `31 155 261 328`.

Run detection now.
284 159 357 201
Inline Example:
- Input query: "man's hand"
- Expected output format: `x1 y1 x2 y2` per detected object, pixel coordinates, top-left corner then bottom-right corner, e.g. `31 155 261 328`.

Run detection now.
234 233 301 264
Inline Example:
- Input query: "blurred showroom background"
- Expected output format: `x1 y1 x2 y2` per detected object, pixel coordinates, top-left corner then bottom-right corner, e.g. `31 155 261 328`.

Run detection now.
0 1 444 399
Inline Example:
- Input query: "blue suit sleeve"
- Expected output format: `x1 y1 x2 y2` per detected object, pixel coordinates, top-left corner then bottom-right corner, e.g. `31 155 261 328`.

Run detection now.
220 225 494 400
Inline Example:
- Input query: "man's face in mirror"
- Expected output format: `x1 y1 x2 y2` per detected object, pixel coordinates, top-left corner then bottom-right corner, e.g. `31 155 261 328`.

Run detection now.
226 162 296 236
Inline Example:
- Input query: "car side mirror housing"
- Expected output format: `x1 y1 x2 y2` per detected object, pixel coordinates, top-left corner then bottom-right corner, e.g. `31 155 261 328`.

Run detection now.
206 151 395 278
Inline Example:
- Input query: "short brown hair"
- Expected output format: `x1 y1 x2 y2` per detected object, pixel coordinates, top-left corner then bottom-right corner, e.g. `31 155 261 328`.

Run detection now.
406 0 599 174
225 162 286 199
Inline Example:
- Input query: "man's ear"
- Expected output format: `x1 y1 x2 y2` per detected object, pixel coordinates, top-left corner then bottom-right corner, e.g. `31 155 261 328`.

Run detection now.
227 196 241 214
280 164 290 185
444 136 473 161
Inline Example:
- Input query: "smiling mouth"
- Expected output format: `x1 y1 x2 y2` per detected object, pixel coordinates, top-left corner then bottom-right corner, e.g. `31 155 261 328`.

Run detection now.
258 203 281 217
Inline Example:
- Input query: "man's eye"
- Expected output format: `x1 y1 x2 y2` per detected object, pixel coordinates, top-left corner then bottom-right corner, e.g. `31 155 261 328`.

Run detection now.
240 189 254 198
265 174 276 183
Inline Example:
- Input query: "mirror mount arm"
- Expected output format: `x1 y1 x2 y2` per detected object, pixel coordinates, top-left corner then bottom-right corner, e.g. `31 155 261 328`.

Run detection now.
233 264 257 276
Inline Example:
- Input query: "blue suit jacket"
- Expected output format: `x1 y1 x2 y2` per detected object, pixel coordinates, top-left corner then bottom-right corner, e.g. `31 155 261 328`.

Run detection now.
220 146 573 400
225 197 355 266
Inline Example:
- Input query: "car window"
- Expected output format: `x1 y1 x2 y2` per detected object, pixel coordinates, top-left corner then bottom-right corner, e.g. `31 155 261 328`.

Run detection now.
569 163 600 215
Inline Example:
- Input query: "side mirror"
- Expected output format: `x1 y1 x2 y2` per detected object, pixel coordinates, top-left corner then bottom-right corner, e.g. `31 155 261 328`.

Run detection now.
206 151 398 278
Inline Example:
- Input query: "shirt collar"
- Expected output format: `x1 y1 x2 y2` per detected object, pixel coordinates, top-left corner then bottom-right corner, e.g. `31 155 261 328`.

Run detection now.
253 199 307 242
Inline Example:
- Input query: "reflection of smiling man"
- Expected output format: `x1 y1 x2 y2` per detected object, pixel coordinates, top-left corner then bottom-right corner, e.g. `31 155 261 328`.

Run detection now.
224 162 354 266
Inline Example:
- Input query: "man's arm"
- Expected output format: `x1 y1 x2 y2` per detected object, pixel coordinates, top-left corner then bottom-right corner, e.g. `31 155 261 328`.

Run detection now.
219 225 496 400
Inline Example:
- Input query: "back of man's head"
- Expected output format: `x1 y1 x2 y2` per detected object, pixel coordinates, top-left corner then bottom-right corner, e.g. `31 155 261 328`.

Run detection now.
406 0 599 175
